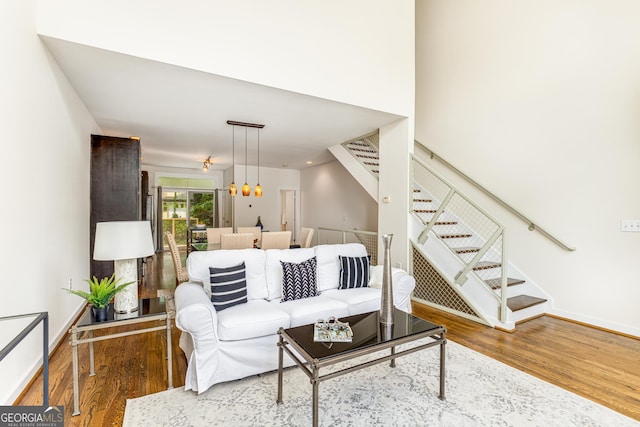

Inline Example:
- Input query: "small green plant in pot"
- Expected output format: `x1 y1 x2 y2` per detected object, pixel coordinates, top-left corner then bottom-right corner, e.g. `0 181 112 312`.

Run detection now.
64 274 134 321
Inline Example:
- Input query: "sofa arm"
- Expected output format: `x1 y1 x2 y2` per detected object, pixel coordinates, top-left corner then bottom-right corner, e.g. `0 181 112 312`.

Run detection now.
174 282 220 393
392 270 415 313
369 265 416 313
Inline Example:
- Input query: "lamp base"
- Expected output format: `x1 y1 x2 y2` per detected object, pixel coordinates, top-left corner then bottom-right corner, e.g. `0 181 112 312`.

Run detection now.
113 258 139 314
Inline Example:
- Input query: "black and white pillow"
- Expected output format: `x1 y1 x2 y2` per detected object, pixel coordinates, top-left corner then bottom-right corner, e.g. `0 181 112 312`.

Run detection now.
209 262 248 311
281 256 318 302
338 255 370 289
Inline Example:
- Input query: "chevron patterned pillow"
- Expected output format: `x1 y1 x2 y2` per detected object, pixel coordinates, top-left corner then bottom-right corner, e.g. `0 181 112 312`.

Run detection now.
280 256 318 302
338 255 370 289
209 262 248 311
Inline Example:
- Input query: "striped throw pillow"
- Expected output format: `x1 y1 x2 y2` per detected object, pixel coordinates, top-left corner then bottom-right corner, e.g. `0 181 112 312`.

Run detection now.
209 262 248 311
281 256 318 302
338 255 370 289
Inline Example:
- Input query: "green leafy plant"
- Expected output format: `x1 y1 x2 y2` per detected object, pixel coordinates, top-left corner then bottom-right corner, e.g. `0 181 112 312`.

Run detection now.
64 274 135 308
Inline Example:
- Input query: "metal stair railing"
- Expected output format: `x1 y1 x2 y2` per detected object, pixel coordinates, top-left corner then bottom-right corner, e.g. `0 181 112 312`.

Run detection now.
317 227 378 265
411 154 509 322
416 140 575 252
341 131 380 179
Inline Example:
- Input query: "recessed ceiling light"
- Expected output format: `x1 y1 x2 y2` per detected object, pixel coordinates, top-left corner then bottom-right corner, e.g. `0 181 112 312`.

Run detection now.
306 161 313 164
282 164 288 168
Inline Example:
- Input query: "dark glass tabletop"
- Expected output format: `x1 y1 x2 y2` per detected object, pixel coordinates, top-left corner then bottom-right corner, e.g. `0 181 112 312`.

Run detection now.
76 298 168 327
283 308 441 360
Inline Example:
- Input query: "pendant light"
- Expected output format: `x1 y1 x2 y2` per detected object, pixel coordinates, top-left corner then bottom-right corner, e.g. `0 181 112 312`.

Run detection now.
254 127 262 197
226 120 265 197
229 126 237 196
241 126 251 196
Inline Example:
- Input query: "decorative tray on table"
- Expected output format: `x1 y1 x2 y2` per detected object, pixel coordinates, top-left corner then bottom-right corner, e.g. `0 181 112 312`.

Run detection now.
313 317 353 343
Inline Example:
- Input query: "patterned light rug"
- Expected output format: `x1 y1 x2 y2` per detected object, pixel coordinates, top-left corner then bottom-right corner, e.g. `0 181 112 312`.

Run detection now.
124 340 637 426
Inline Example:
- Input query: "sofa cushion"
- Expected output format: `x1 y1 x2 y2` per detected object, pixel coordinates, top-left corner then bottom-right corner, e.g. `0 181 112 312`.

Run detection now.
209 263 247 311
187 249 268 300
217 300 290 341
322 287 382 316
315 243 368 293
272 295 350 327
265 248 316 300
338 255 369 289
281 257 318 302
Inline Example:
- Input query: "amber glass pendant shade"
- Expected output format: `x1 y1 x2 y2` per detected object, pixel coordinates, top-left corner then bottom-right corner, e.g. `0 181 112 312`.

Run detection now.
242 182 251 196
229 182 237 196
254 183 263 197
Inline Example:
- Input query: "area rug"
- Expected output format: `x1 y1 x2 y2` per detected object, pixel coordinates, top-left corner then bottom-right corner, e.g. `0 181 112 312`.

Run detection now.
123 340 637 426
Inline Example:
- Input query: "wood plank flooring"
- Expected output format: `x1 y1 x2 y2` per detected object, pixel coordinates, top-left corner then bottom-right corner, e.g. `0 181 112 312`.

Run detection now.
16 251 640 425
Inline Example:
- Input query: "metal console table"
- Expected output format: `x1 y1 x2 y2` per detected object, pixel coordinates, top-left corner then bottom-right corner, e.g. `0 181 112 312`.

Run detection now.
0 312 49 407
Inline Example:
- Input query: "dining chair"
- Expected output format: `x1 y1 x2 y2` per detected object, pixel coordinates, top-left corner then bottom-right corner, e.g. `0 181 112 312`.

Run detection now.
260 231 292 249
237 226 262 247
220 233 255 249
165 231 189 285
206 227 233 245
299 227 315 248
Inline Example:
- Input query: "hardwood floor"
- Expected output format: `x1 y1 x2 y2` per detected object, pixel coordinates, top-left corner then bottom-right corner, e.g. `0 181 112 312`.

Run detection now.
16 251 640 424
411 304 640 422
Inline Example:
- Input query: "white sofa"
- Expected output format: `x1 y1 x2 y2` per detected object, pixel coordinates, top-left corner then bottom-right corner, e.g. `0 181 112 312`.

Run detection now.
174 243 415 394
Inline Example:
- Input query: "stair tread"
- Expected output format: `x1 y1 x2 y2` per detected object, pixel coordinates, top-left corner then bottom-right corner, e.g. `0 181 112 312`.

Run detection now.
434 221 458 225
415 209 437 213
486 277 526 289
507 295 547 311
438 233 472 239
413 198 432 203
472 261 501 270
453 247 481 254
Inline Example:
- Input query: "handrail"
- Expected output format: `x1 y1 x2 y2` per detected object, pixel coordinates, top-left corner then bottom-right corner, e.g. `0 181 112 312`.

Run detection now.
317 227 379 264
317 227 378 237
411 156 509 322
415 140 576 252
0 312 49 407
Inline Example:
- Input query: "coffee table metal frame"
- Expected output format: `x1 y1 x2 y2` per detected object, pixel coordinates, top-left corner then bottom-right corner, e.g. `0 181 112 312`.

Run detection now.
276 313 447 427
68 297 174 416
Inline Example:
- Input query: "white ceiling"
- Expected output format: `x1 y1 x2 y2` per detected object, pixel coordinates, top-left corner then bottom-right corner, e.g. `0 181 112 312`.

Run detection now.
42 37 402 172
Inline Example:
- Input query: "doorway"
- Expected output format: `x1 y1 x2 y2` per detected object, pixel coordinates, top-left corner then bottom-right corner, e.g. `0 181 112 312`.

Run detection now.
280 189 296 242
160 189 216 248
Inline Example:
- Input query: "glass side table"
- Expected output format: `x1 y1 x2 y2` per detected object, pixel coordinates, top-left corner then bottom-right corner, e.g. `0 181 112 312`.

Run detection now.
68 297 174 416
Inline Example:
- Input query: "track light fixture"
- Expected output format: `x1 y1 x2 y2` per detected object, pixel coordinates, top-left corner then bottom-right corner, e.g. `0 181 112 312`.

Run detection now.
203 156 212 172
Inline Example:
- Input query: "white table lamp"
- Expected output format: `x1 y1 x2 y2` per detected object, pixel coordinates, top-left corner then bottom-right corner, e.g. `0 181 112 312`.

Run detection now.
93 221 155 313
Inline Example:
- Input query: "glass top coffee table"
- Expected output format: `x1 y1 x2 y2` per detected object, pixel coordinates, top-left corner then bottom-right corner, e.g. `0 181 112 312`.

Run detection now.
276 308 446 427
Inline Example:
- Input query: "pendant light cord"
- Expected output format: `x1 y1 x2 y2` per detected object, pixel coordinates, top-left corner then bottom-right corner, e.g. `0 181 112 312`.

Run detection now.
245 126 248 183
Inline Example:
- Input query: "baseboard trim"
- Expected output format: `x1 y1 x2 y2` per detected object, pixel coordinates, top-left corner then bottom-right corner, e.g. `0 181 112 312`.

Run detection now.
546 313 640 341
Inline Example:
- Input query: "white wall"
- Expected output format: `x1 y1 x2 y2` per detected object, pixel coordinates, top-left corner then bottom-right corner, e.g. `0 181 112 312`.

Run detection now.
232 165 300 237
416 0 640 335
36 0 415 116
0 1 100 404
378 119 414 270
301 161 378 242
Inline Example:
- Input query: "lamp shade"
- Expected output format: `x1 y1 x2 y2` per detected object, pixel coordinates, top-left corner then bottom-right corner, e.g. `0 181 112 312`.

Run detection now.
93 221 155 261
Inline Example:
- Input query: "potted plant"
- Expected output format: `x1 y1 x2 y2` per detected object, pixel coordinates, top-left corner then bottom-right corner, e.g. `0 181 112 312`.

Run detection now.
64 274 134 321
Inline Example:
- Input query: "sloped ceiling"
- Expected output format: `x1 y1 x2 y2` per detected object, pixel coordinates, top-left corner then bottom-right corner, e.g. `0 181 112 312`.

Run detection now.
42 37 402 172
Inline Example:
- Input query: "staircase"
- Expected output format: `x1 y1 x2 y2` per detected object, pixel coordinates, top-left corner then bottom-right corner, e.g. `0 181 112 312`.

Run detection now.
334 134 551 330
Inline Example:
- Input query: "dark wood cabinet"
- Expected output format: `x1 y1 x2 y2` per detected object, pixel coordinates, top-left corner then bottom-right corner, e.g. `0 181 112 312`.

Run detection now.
90 134 141 279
